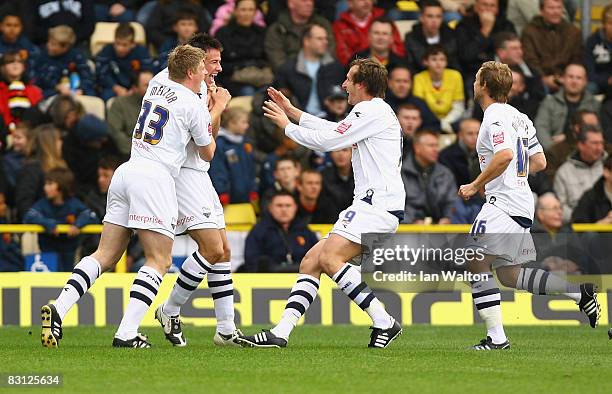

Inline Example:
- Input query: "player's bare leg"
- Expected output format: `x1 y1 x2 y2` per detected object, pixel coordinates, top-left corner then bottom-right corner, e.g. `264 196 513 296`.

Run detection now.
113 229 173 348
42 223 131 348
496 265 600 327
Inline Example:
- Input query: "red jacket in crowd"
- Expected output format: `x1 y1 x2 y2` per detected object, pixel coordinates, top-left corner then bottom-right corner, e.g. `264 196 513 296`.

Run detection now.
0 80 43 127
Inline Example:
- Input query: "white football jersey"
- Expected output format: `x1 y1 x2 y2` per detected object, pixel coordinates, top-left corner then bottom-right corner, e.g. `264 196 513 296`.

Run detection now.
476 103 543 220
152 68 212 172
286 97 405 212
130 73 212 177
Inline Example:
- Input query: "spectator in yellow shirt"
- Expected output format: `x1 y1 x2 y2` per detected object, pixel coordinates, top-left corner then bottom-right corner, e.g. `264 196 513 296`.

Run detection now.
413 45 465 132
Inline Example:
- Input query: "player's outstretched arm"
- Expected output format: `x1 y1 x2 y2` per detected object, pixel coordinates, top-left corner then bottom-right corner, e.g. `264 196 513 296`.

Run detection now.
267 87 303 122
459 149 513 200
528 152 547 173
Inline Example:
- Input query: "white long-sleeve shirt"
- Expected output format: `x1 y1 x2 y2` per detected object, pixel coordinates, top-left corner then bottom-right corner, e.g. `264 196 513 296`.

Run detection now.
285 98 405 212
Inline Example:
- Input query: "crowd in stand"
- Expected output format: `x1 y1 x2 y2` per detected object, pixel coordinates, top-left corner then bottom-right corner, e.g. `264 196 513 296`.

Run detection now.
0 0 610 274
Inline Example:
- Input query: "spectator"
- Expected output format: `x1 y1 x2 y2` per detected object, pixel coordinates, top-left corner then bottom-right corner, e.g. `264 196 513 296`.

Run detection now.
493 31 546 101
572 155 612 224
94 0 136 22
32 25 95 98
355 17 408 72
545 110 604 180
404 0 459 73
385 65 440 130
23 167 98 271
413 45 464 133
274 23 344 117
25 0 95 46
107 69 152 157
0 191 22 271
455 0 516 81
155 10 200 71
322 85 349 121
261 155 301 206
333 0 404 66
439 0 473 20
145 1 211 50
535 63 601 150
601 98 612 143
15 124 66 220
554 125 607 222
244 191 318 272
439 118 480 187
265 0 335 71
216 0 270 96
3 124 30 204
521 0 583 93
321 147 354 216
402 130 457 223
0 9 39 64
296 169 337 224
585 3 612 97
506 0 539 35
210 0 266 36
0 51 43 133
210 107 258 205
49 95 115 189
396 103 423 159
95 22 153 101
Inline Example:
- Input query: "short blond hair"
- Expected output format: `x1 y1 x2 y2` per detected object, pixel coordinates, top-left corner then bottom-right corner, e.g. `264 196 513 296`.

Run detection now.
478 61 513 102
48 25 76 47
168 44 206 81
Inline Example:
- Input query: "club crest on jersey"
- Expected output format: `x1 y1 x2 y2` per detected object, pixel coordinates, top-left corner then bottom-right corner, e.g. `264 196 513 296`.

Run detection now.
335 121 352 134
492 130 504 146
208 123 213 136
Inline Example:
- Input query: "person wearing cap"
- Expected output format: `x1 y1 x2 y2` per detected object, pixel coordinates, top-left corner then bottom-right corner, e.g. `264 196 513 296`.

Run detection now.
323 85 349 122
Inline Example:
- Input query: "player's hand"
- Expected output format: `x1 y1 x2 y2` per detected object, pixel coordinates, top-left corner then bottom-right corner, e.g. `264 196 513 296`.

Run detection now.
263 100 290 129
211 87 231 109
458 183 478 200
67 225 80 237
267 87 293 113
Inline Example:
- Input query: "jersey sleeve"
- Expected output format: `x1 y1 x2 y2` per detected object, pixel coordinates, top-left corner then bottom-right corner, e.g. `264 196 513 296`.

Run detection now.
486 110 514 154
285 103 383 151
188 104 213 147
527 118 544 156
298 112 339 131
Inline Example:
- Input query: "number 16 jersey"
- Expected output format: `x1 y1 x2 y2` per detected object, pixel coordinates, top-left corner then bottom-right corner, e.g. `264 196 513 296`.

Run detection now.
476 102 543 220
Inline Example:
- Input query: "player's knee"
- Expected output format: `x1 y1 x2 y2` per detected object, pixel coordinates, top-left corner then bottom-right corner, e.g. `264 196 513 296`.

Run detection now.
200 244 224 264
317 250 338 276
222 244 231 262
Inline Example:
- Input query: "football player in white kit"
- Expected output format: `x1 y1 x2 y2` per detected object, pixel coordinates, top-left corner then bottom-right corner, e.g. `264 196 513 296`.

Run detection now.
151 35 245 347
41 45 215 348
240 58 405 349
458 61 600 350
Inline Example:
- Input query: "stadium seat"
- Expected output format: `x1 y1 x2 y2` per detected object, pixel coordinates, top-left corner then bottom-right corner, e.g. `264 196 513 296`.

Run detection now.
106 96 115 112
438 133 456 149
395 20 419 38
227 96 253 113
224 203 256 226
75 95 106 120
90 22 146 56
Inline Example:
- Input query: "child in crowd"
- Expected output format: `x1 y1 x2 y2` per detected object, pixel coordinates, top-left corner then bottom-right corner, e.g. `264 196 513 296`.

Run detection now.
412 45 464 133
3 124 30 204
0 10 39 66
95 22 153 101
0 191 23 271
156 11 200 71
32 25 95 98
210 107 258 205
23 167 98 271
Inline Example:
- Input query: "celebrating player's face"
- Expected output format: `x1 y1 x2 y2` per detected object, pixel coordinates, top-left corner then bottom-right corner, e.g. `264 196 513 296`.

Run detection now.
342 66 358 105
204 48 222 86
473 70 483 104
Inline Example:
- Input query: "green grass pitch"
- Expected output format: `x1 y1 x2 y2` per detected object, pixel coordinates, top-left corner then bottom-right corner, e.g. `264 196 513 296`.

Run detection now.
1 325 611 393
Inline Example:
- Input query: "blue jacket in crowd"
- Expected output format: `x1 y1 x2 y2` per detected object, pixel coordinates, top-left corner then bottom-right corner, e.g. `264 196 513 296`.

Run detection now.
210 129 258 204
0 218 23 271
32 47 95 98
0 34 40 69
95 44 153 101
244 214 318 272
585 28 612 96
23 196 98 253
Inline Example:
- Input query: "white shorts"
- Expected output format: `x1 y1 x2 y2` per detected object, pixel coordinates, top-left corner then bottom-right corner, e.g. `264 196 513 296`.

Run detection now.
104 160 177 239
468 203 537 268
330 200 400 245
175 167 225 235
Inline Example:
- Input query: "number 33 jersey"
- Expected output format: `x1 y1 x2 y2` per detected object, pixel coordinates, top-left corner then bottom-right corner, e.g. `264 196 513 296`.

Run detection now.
476 102 543 220
130 75 212 177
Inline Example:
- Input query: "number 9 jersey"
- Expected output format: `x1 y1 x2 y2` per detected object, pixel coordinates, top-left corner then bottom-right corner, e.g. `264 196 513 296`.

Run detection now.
476 103 543 220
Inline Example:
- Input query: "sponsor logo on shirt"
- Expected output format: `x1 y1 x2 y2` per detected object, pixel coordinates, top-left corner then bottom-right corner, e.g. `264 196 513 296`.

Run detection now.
335 121 352 134
492 130 504 146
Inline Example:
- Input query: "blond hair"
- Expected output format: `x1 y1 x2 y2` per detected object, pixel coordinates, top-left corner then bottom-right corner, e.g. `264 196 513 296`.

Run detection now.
478 61 513 102
221 107 248 128
27 124 67 172
48 25 76 47
168 44 206 81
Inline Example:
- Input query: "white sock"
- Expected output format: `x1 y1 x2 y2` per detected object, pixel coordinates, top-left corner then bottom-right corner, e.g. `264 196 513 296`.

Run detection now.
270 274 320 340
54 256 101 320
115 266 162 340
207 262 236 335
471 272 507 344
332 263 392 329
163 251 212 317
516 267 581 302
